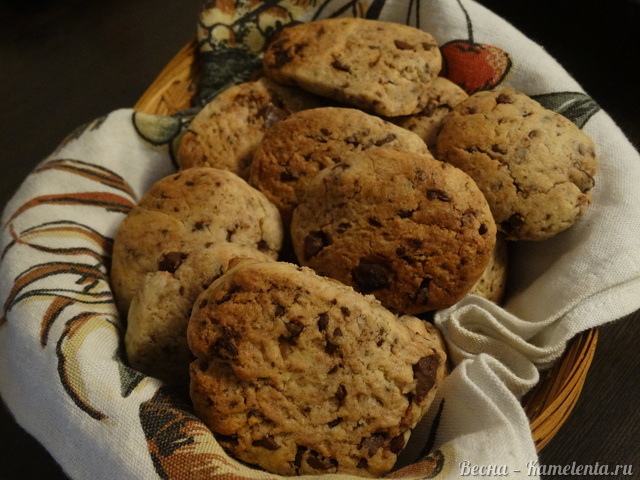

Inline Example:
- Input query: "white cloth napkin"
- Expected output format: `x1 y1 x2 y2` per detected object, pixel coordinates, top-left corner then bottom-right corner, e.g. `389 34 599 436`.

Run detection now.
2 1 640 479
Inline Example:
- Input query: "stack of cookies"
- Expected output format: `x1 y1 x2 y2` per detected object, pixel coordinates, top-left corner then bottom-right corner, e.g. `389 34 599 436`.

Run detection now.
111 17 597 478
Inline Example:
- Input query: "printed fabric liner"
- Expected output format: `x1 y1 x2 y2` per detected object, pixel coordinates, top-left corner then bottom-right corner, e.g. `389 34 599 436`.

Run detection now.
2 0 640 479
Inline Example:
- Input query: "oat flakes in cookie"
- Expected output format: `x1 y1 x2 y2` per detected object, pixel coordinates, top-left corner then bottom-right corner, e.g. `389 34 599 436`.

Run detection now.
436 88 598 241
110 167 283 314
263 18 442 117
177 77 322 179
249 107 429 225
290 148 496 314
188 261 447 477
125 244 273 386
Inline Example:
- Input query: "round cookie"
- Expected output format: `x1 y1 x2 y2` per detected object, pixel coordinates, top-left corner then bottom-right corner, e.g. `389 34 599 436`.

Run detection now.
263 18 442 117
249 107 429 225
125 244 273 386
177 77 322 179
290 148 497 314
468 233 508 304
110 167 283 314
389 77 468 152
435 88 598 241
188 261 447 477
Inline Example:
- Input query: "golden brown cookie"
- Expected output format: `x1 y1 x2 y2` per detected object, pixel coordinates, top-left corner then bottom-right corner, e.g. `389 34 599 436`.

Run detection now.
249 107 429 225
125 244 273 385
177 77 322 178
110 167 283 314
290 148 497 314
435 88 598 241
389 77 468 152
468 233 508 304
188 261 447 477
263 18 442 117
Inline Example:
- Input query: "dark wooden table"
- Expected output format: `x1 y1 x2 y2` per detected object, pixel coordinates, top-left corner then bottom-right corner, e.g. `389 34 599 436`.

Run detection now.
1 1 638 479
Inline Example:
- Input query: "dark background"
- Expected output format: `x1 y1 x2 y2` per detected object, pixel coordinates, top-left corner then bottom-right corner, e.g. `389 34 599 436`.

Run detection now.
1 1 639 479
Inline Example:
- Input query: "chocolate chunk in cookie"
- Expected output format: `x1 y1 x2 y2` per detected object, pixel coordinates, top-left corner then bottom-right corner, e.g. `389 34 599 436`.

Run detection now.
188 261 447 477
249 107 429 225
389 77 468 152
263 18 442 117
435 88 598 241
125 244 272 385
110 167 283 314
177 77 322 178
290 148 496 314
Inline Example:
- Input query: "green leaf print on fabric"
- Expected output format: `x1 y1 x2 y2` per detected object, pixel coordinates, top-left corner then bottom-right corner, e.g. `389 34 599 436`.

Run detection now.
196 0 318 106
531 91 600 128
115 347 147 398
197 1 291 104
132 112 185 147
198 48 263 105
132 111 189 168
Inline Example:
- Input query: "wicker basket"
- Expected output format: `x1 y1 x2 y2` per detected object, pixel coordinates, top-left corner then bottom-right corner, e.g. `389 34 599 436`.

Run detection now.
134 38 599 453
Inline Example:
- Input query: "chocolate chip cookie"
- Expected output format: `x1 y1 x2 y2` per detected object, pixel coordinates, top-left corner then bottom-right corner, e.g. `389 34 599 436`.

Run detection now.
125 244 273 385
389 77 468 152
249 107 429 225
188 261 447 477
177 77 322 179
263 18 442 117
435 88 598 241
468 233 508 304
290 147 496 314
110 167 283 314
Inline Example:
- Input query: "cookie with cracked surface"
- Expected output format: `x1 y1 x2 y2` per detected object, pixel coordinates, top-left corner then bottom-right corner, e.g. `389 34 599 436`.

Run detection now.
249 107 429 225
389 77 468 152
110 167 282 315
435 88 598 241
290 148 496 314
468 233 508 304
125 244 273 386
177 77 322 179
263 18 442 117
188 261 447 477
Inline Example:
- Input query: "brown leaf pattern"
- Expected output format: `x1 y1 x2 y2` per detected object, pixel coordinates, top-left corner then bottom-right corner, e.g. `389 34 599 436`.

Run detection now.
4 191 134 226
34 158 137 199
385 448 450 479
140 388 276 480
56 311 120 420
0 115 139 421
2 220 113 265
3 261 112 342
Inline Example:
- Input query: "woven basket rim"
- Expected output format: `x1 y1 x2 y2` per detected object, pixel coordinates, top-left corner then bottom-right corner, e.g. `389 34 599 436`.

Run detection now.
133 37 599 453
